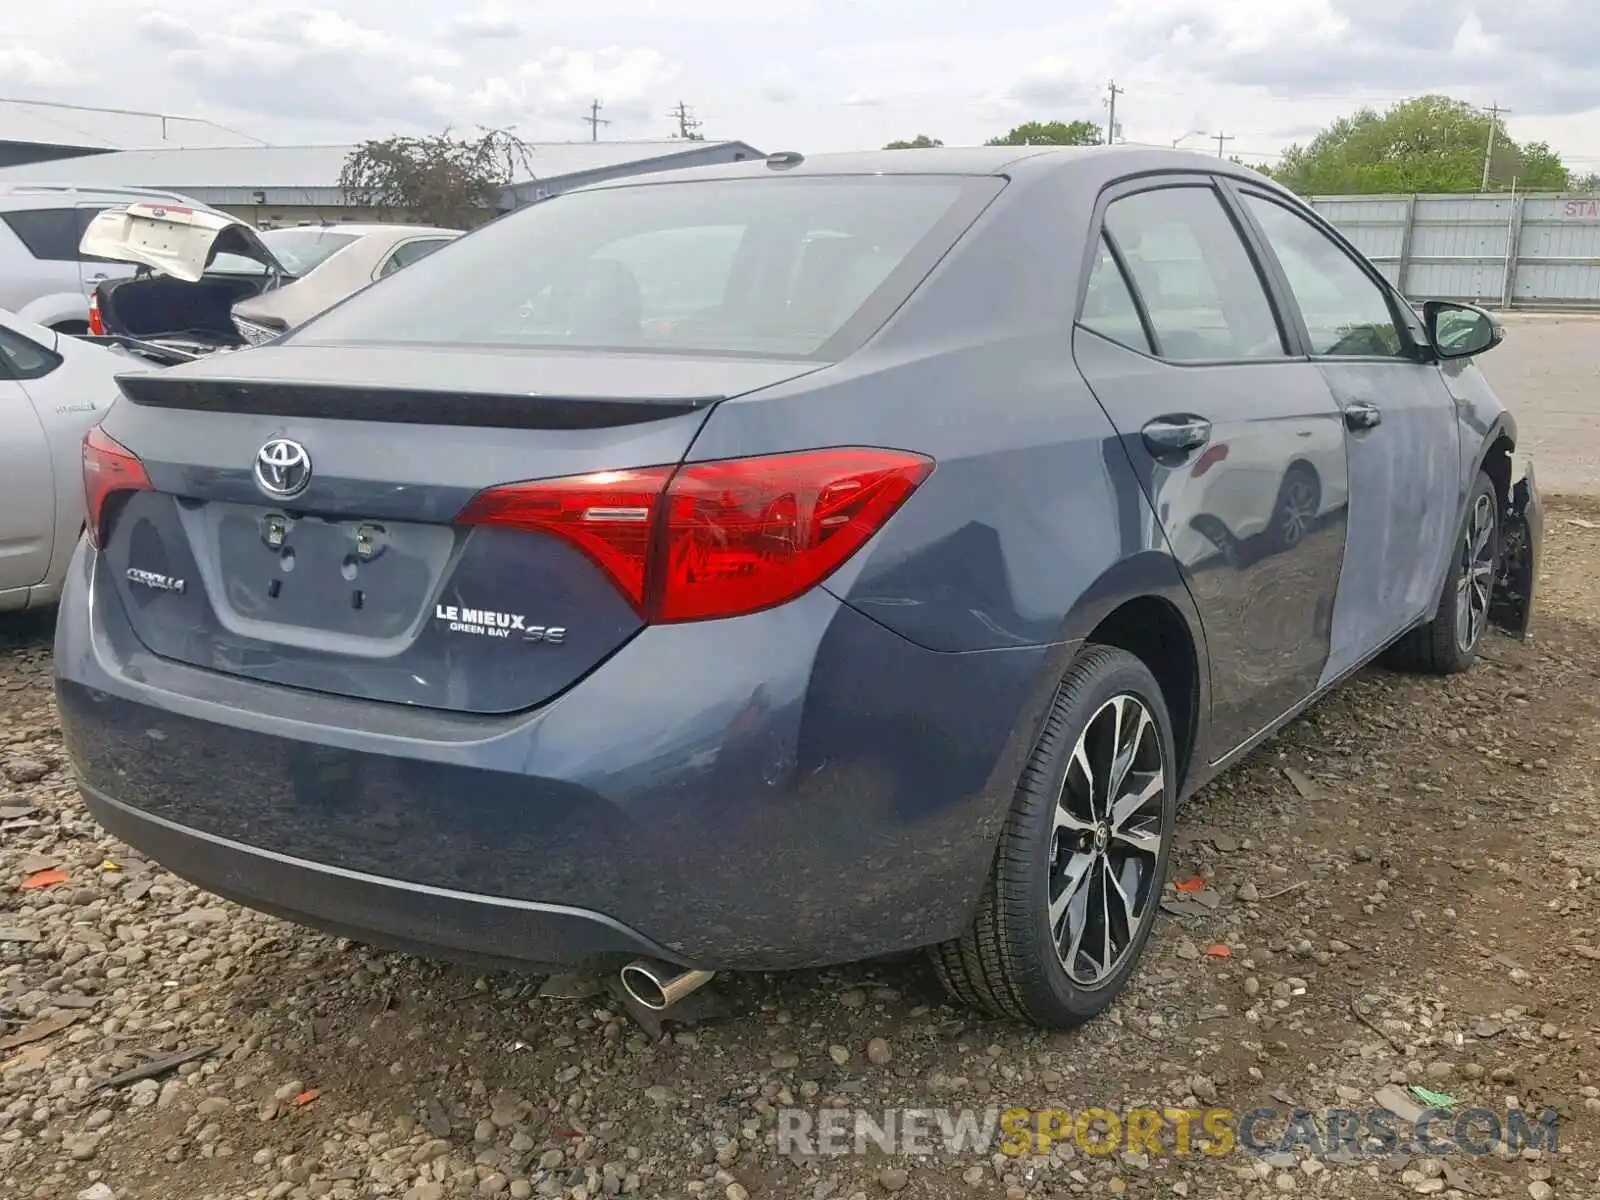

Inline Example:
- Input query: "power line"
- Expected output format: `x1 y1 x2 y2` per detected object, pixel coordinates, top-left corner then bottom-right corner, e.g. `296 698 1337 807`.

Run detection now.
1212 131 1235 158
1104 79 1124 145
667 99 703 140
581 98 611 142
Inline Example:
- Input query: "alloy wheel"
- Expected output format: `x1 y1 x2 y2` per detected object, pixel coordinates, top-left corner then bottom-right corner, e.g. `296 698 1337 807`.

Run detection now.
1047 693 1166 987
1454 492 1496 653
1278 477 1319 547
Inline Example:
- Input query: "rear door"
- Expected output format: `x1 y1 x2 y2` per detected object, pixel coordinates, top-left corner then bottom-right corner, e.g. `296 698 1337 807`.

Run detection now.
0 326 61 590
1227 184 1460 683
1071 177 1349 760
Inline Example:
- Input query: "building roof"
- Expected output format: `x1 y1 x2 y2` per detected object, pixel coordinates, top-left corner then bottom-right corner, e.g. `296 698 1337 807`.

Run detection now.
0 98 263 151
0 139 762 196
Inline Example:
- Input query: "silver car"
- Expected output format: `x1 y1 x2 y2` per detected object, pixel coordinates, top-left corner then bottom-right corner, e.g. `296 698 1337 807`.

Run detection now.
81 205 461 355
0 306 142 611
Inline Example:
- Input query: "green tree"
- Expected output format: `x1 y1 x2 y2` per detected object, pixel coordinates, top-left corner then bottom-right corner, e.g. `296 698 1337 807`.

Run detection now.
986 120 1103 147
1270 95 1569 195
884 134 944 149
1573 171 1600 194
340 127 533 226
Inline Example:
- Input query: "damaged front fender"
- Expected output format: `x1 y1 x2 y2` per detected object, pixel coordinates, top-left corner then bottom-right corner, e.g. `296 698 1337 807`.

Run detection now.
1490 460 1541 639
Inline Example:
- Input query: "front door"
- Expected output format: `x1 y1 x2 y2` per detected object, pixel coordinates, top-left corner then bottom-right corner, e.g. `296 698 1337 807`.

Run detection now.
1072 179 1350 759
1229 187 1461 684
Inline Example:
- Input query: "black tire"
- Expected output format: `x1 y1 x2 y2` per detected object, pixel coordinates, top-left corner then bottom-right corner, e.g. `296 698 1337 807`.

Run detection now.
1267 462 1321 553
1384 470 1498 675
930 645 1177 1028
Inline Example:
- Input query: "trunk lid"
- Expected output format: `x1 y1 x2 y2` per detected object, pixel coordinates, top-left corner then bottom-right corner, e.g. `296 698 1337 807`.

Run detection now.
95 345 823 714
80 203 286 283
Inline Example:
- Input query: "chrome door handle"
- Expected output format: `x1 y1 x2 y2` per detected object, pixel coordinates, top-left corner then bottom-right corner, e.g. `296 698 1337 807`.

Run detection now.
1141 415 1212 456
1344 401 1382 431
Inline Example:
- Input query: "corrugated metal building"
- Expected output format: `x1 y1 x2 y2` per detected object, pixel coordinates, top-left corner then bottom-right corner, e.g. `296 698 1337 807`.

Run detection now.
1311 192 1600 310
0 139 765 227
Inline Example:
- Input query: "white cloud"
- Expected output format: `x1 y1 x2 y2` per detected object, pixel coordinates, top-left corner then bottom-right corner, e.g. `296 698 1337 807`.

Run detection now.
0 0 1597 165
0 46 74 88
464 48 679 127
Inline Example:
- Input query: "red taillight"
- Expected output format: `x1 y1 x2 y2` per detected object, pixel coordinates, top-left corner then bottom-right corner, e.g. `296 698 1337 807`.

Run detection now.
456 448 934 623
87 291 104 337
82 426 151 548
1191 443 1229 478
456 466 676 610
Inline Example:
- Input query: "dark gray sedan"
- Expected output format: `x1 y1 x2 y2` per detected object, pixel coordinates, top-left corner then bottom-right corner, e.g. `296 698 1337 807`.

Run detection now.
55 146 1539 1028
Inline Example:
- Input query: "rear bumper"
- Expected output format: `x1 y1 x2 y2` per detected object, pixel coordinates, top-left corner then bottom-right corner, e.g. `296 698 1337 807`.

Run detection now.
81 784 674 972
55 541 1065 971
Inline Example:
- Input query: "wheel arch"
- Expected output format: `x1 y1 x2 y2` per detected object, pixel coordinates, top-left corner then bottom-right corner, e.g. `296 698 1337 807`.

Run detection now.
1424 414 1517 622
1054 550 1210 795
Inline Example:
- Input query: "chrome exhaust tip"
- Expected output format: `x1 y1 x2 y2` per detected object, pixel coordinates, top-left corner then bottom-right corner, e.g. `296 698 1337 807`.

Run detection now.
618 959 715 1011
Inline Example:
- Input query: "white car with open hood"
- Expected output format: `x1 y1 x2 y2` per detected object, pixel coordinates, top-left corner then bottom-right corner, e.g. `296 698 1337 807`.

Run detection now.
80 203 462 360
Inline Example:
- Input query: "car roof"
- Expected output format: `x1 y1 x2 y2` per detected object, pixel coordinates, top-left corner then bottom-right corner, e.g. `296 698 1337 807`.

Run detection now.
272 223 461 238
0 182 206 207
575 144 1282 193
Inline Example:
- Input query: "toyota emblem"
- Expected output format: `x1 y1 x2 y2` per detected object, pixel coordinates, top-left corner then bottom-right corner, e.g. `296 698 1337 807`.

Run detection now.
254 438 312 498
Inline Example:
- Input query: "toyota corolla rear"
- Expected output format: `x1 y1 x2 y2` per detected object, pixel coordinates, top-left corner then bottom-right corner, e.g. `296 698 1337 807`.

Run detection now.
54 162 1040 974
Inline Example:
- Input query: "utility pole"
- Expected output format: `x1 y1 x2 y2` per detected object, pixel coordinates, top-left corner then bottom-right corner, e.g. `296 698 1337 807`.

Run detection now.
583 99 610 142
667 100 703 140
1212 131 1234 158
1104 80 1124 145
1481 102 1508 191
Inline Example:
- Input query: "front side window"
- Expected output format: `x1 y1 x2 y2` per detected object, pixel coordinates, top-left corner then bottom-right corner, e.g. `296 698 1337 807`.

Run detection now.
292 176 991 360
1240 193 1407 358
1103 186 1285 362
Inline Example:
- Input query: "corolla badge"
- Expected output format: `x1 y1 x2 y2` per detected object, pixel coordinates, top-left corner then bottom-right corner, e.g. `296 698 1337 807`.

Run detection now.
254 438 312 498
126 567 185 593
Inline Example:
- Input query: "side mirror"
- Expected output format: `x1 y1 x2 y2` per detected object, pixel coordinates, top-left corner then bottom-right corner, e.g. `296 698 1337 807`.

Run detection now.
1424 300 1504 360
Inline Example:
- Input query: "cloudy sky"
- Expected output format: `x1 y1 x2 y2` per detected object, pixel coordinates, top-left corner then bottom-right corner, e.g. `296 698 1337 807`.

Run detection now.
5 0 1600 172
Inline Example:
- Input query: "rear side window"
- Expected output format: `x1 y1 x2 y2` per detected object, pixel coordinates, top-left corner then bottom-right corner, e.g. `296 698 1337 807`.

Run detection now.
294 176 996 360
0 324 61 380
2 208 80 261
1103 186 1285 362
1080 236 1152 353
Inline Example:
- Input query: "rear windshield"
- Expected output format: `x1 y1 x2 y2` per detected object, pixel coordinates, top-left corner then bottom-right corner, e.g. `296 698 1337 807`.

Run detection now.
211 229 360 277
292 176 992 359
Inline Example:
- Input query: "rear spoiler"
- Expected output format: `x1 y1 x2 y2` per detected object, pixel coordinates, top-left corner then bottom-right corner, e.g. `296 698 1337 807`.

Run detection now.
113 374 719 430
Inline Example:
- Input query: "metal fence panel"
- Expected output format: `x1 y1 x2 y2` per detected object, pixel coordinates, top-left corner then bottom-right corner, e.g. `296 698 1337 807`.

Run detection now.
1309 192 1600 309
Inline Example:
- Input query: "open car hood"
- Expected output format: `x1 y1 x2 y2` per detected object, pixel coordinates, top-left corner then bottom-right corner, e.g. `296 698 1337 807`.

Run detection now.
79 202 285 284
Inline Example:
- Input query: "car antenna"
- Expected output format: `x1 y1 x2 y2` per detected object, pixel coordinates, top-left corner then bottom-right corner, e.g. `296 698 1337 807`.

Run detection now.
766 150 804 169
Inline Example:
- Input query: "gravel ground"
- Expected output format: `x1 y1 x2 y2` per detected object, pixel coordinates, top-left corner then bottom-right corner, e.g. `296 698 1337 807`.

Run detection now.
3 506 1599 1200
